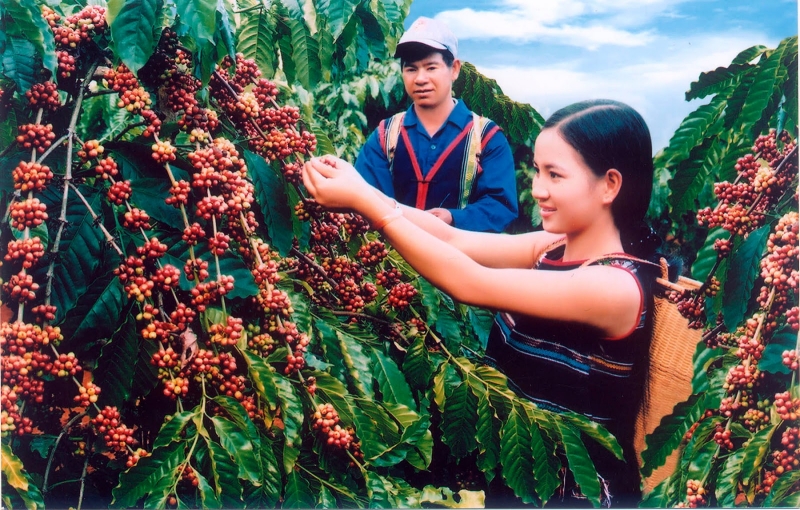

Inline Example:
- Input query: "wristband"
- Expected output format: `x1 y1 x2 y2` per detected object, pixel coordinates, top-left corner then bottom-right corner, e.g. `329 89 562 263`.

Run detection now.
371 201 403 231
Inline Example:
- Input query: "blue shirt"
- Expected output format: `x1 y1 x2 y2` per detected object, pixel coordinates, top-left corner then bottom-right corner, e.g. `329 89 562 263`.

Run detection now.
355 100 518 232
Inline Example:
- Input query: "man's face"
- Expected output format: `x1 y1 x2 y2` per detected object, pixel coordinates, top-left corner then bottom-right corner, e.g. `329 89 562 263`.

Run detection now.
401 52 460 110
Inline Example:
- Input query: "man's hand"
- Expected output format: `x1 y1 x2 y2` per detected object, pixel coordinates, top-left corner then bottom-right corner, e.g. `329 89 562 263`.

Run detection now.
426 208 453 225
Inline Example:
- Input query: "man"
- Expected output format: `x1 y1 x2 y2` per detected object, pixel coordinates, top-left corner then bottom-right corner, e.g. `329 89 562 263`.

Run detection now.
354 17 518 233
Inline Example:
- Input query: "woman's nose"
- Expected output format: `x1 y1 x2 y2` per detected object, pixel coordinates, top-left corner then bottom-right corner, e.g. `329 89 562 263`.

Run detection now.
531 176 547 199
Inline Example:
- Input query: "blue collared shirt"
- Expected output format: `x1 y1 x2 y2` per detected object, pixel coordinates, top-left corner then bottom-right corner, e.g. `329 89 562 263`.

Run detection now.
355 100 518 232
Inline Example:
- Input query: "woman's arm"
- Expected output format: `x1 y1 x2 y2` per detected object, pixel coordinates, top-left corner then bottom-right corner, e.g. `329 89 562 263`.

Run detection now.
303 157 642 337
361 170 566 269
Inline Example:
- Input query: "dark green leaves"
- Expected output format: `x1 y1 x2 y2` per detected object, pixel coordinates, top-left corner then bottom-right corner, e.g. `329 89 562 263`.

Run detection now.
3 0 57 81
244 150 295 255
641 393 707 477
107 0 164 74
723 224 769 329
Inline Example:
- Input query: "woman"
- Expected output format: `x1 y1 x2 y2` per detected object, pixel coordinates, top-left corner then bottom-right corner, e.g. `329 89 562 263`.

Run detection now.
303 99 662 505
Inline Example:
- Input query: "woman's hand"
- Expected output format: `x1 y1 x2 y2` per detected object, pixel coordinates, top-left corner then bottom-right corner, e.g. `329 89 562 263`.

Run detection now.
302 156 376 213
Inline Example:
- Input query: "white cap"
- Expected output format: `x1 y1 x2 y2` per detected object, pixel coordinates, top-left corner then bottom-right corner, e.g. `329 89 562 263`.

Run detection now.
395 16 458 60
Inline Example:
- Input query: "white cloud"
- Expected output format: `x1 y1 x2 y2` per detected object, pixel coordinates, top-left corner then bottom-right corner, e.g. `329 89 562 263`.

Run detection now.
473 32 776 150
434 0 691 48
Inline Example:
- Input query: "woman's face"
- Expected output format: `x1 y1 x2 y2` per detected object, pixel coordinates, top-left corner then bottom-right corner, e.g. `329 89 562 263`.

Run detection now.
531 128 609 235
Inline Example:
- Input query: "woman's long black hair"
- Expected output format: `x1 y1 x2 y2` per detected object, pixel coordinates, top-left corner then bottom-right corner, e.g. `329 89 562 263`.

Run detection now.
543 99 663 261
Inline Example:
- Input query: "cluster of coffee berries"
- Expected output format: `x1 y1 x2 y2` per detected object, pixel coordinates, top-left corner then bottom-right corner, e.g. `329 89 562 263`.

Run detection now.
387 282 418 310
91 406 138 456
25 81 61 111
675 480 707 508
16 123 56 154
312 403 355 451
668 289 706 329
13 161 54 193
698 131 797 242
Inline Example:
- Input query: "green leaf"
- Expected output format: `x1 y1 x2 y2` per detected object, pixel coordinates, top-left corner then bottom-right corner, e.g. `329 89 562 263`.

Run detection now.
723 224 769 329
1 37 38 94
175 0 215 44
764 468 800 507
685 63 747 101
500 406 536 504
273 374 303 471
313 371 355 424
440 381 478 459
4 0 57 77
473 390 501 480
31 186 105 324
432 361 461 411
639 473 679 508
283 470 316 508
242 350 279 411
107 0 163 74
364 471 394 508
211 396 262 445
352 398 401 460
323 325 374 399
434 306 463 352
715 448 747 507
387 403 433 470
468 307 494 349
237 5 277 77
739 38 794 134
528 418 560 504
690 228 728 281
1 443 45 510
760 327 798 374
371 348 414 407
152 409 198 450
308 121 335 156
129 177 184 229
112 441 185 508
732 45 771 65
244 150 295 255
210 415 260 483
243 440 282 508
94 314 139 408
640 393 707 477
286 17 321 88
64 278 127 346
204 437 244 506
556 419 601 507
415 277 440 323
403 335 434 390
316 0 360 41
661 95 727 166
667 136 721 221
561 413 624 461
193 468 223 509
214 0 237 63
740 425 777 488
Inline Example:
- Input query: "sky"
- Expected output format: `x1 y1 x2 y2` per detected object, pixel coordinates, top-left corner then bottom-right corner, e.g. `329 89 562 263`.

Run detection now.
406 0 799 153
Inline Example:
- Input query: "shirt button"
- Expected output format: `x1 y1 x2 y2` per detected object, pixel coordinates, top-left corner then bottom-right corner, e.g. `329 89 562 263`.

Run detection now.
431 144 436 150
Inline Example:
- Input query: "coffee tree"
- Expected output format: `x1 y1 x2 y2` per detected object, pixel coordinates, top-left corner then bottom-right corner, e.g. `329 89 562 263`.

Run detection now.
640 37 799 507
0 2 615 508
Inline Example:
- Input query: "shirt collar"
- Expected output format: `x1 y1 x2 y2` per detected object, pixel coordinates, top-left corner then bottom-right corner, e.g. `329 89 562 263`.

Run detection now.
403 99 472 130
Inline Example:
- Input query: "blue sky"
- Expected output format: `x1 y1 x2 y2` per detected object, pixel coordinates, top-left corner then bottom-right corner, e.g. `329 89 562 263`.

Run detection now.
406 0 798 152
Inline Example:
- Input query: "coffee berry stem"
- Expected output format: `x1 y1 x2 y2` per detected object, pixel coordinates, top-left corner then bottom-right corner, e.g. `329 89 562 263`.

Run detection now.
67 182 123 255
43 409 88 495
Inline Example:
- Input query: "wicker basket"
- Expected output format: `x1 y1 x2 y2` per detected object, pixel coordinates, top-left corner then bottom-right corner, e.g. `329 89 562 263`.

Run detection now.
634 259 703 492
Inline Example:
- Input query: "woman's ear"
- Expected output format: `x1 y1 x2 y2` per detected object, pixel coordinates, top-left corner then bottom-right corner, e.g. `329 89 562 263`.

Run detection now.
602 169 623 205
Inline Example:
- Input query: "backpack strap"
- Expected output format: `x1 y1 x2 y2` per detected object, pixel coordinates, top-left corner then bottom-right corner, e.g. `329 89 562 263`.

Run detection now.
380 111 406 167
458 113 492 208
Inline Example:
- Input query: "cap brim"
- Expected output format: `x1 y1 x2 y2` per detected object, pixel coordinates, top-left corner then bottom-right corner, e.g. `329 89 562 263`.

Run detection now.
394 39 449 58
